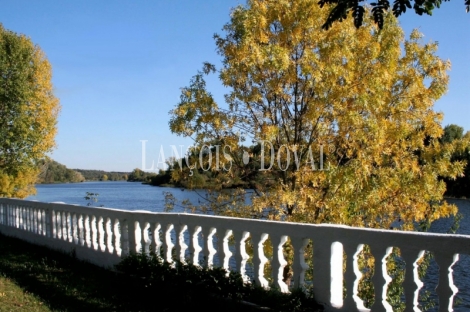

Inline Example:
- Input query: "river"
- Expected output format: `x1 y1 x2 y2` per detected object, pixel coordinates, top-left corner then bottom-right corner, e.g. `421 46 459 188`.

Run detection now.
26 181 470 311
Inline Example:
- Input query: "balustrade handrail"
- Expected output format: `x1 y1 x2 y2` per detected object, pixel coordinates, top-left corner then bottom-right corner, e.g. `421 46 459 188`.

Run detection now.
0 198 468 312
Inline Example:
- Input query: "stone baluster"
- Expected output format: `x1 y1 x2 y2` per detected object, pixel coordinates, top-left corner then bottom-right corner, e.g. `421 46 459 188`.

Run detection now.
62 212 68 241
19 206 23 229
216 229 233 272
13 205 17 228
369 245 394 312
202 227 217 268
23 206 26 230
189 225 202 265
20 206 24 230
291 237 309 289
25 207 28 230
40 209 45 235
26 207 31 232
71 214 78 244
85 215 94 249
401 249 425 312
330 242 344 307
56 210 60 238
435 252 459 312
252 232 269 288
103 218 112 253
343 243 368 311
30 207 35 232
26 207 30 231
271 234 289 292
14 205 18 227
8 205 12 226
133 221 142 253
85 215 93 248
38 209 43 235
33 209 38 234
233 230 250 280
1 204 5 226
17 206 21 228
62 211 68 240
150 223 162 256
120 220 130 256
163 224 175 263
45 209 53 238
141 222 150 254
114 219 123 256
127 220 137 254
18 206 22 228
60 211 66 240
11 205 14 227
8 205 12 227
15 205 19 228
78 214 85 246
52 210 58 238
99 216 106 252
93 215 100 250
80 214 87 246
94 216 101 250
28 207 33 232
9 205 13 227
35 209 40 235
30 208 34 233
17 206 21 229
176 225 188 263
63 212 69 241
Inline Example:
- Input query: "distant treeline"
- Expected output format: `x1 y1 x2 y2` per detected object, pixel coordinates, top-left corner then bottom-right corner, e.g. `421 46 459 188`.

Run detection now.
127 168 157 183
36 160 162 184
37 159 85 184
74 169 129 181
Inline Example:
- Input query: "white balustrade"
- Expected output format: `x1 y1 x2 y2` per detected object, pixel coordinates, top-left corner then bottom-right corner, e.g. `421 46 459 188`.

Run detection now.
0 198 469 311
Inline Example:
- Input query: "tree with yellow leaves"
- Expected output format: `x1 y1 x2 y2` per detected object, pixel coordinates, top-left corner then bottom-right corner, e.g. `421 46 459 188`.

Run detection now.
0 24 60 198
169 0 465 230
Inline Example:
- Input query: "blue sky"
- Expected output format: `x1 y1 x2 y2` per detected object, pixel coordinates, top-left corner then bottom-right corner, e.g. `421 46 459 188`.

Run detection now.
1 0 468 172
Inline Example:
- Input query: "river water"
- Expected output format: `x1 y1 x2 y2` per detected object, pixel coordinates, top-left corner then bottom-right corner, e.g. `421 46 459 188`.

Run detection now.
26 181 470 311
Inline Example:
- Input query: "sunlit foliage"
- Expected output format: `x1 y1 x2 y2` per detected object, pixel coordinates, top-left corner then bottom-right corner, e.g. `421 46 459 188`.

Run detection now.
169 0 465 230
0 24 60 198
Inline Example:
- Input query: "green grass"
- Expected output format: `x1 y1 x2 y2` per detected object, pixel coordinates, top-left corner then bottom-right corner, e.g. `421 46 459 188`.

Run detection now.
0 275 50 312
0 233 323 311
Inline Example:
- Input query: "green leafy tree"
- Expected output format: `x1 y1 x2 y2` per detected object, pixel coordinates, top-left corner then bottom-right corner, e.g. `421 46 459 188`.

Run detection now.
0 24 60 198
36 159 85 183
441 124 464 143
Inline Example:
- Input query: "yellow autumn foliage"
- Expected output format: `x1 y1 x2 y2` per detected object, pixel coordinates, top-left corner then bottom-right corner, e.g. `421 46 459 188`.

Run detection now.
169 0 465 229
0 24 60 198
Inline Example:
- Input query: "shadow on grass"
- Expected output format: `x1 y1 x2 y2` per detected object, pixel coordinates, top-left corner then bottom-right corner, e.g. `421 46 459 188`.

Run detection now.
0 233 265 312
